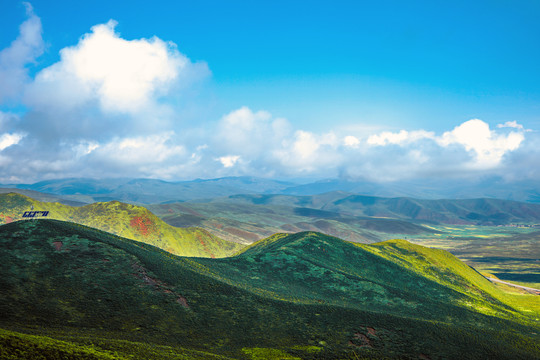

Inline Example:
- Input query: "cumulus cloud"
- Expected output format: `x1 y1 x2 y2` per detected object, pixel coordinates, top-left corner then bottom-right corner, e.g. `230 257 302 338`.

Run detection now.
367 129 435 146
92 132 184 164
217 155 240 168
343 135 360 148
0 7 537 184
213 107 342 175
26 20 207 114
274 130 340 173
216 106 291 156
0 2 43 103
438 119 524 168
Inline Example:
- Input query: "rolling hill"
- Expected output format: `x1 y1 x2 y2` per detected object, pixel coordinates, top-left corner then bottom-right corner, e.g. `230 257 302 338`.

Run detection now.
0 193 242 258
145 192 540 248
1 220 538 359
147 200 440 245
218 193 540 225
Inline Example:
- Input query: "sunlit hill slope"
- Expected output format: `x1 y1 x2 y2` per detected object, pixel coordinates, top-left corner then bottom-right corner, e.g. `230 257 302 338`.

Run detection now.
0 193 242 258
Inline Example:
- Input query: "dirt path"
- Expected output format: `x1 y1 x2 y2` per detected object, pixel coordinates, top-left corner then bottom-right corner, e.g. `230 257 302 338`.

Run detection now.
486 277 540 295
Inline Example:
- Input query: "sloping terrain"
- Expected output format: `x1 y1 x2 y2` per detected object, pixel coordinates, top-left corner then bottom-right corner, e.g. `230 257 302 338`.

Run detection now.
1 220 538 359
219 193 540 225
148 201 439 245
0 193 242 258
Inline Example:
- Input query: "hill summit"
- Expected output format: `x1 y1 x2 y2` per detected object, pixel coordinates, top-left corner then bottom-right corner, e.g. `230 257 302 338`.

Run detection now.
0 192 243 257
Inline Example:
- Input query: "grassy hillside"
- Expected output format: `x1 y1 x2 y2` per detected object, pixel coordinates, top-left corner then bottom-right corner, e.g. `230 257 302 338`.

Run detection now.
200 232 539 323
1 220 538 359
0 193 242 258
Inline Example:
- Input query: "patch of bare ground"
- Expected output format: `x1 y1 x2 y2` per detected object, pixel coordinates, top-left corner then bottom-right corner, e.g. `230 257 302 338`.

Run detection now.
131 262 190 308
348 332 373 348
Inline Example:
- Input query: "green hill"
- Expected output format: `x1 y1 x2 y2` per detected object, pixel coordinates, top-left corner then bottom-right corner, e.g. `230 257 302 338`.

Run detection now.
0 193 242 258
1 220 538 359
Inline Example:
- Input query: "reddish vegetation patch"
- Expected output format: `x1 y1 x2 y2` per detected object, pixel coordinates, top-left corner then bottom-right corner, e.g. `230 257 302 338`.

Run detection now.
367 327 377 337
130 214 157 237
131 262 189 308
418 354 431 360
349 332 373 348
0 213 14 224
177 296 189 308
52 241 63 251
196 232 215 258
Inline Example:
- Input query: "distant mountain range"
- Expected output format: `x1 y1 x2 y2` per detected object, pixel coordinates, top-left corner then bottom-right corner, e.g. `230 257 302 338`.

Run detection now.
2 175 540 203
1 220 538 359
3 177 540 246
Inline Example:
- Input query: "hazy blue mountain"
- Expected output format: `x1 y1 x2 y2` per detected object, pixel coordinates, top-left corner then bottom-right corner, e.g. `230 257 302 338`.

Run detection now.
3 175 540 203
3 177 296 204
283 177 540 203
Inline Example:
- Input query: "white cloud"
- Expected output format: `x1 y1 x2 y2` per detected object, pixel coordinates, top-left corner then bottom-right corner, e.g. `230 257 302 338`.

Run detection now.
497 120 531 132
0 133 24 151
217 107 285 150
344 135 360 148
0 2 43 103
363 119 525 171
73 140 99 157
438 119 524 168
0 9 537 183
217 155 240 168
26 19 208 114
367 129 434 146
216 106 292 159
93 132 184 164
272 130 341 173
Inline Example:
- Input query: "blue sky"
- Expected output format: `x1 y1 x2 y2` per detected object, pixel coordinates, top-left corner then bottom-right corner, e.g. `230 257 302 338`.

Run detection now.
1 0 539 183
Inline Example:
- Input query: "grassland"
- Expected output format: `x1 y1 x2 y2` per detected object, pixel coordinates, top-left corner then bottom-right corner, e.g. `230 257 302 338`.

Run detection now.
404 224 540 288
0 193 242 258
1 220 538 359
146 199 540 290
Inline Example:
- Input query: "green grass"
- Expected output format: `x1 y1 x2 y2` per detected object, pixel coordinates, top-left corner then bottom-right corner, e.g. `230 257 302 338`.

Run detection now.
1 220 539 359
404 224 540 286
0 193 243 258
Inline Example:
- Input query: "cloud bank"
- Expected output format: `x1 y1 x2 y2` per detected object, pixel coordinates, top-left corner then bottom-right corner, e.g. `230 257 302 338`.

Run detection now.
0 6 538 184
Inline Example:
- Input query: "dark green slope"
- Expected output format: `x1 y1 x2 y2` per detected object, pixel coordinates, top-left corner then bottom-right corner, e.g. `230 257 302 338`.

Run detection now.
198 233 531 325
1 220 539 359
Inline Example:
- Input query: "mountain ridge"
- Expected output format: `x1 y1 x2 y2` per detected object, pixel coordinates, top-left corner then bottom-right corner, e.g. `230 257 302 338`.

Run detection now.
3 175 540 203
0 192 242 257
